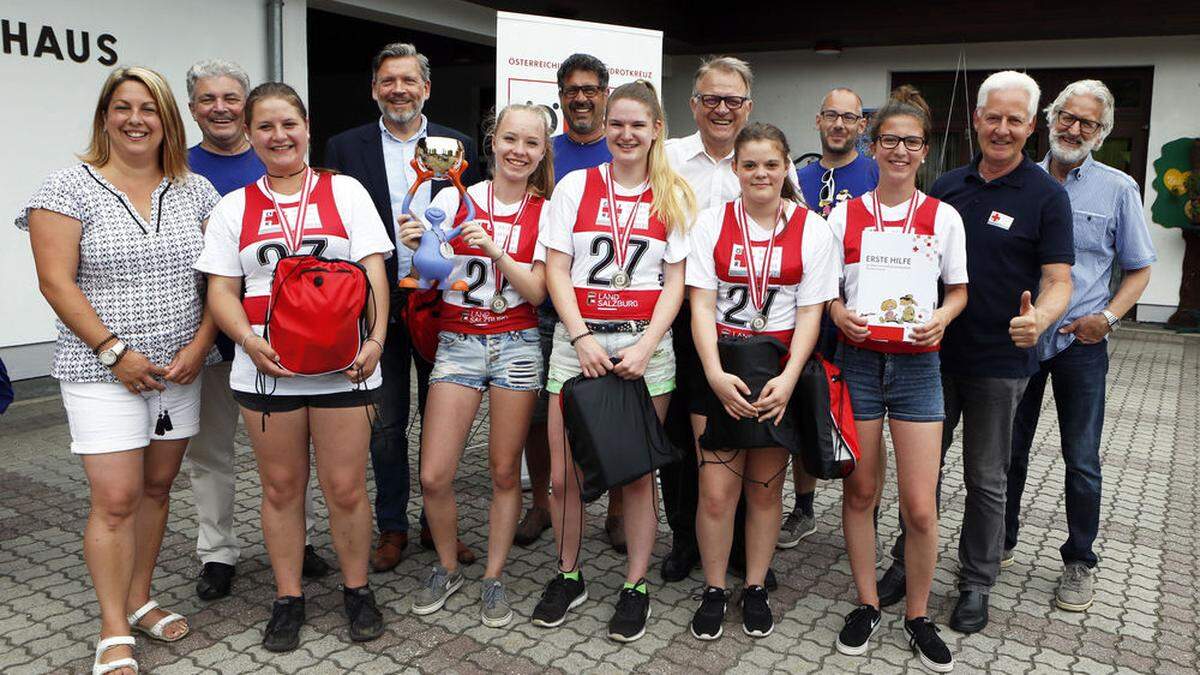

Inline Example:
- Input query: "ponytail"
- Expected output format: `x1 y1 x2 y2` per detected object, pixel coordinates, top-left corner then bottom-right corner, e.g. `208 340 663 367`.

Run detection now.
868 85 933 141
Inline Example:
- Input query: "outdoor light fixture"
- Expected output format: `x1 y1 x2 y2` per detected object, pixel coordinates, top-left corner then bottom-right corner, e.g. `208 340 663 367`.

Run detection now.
814 42 843 56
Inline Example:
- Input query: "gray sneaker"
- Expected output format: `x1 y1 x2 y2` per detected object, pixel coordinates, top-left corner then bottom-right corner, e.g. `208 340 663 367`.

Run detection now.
411 565 464 615
480 578 514 628
777 511 816 549
1055 562 1094 612
1000 548 1016 569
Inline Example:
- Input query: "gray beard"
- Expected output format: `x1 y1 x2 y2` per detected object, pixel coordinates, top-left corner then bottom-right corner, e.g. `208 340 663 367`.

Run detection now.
1049 134 1095 165
380 101 423 128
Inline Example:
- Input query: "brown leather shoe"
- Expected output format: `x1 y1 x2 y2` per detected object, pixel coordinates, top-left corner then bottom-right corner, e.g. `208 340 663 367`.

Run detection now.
370 531 408 572
514 506 552 547
419 527 477 565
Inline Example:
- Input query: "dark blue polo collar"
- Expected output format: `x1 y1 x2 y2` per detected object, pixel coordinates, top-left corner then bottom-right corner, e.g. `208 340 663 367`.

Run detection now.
963 154 1042 188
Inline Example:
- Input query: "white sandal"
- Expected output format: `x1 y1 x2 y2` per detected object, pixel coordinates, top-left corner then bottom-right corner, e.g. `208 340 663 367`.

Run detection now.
126 600 189 642
93 635 138 675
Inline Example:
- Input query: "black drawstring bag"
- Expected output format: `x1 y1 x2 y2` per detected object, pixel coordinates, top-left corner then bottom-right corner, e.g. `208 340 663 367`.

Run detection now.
789 354 861 479
561 371 681 503
699 335 800 455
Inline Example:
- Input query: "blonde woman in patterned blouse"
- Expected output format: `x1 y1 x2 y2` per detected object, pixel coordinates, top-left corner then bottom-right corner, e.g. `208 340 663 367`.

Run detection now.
17 67 221 675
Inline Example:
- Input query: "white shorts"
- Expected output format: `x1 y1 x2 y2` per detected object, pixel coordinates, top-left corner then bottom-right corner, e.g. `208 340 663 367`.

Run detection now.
59 378 203 454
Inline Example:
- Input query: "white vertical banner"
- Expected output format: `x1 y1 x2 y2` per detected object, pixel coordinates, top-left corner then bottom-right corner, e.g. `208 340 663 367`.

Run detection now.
495 11 663 137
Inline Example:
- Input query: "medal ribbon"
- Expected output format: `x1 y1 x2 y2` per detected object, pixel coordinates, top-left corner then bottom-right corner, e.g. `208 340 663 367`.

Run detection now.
604 163 648 281
486 181 530 301
259 168 316 254
735 199 784 318
870 189 920 234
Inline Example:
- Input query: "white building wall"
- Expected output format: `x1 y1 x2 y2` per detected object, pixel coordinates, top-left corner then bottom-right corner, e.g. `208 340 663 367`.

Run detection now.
664 35 1200 320
0 0 308 379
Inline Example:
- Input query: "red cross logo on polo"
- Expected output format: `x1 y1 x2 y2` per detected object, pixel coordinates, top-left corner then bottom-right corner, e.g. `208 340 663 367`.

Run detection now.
988 211 1014 230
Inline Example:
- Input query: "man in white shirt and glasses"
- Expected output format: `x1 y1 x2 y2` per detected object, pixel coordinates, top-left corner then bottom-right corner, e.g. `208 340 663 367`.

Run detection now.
661 56 799 588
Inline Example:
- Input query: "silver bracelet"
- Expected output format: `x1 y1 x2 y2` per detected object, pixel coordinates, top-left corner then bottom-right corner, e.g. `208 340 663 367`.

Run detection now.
240 332 259 350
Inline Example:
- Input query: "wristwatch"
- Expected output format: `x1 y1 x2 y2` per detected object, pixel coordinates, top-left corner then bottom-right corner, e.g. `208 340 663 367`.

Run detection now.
98 340 127 367
1101 309 1120 330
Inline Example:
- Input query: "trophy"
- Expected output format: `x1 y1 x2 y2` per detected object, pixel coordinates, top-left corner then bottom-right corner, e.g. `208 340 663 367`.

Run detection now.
398 137 473 291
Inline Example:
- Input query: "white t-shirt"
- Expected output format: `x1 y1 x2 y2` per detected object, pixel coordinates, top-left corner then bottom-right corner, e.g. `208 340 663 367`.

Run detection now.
430 181 547 333
539 166 689 321
827 192 968 316
195 172 394 395
687 199 839 342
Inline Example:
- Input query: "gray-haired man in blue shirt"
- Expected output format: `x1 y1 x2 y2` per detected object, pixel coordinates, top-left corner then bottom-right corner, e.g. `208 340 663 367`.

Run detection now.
1005 79 1156 614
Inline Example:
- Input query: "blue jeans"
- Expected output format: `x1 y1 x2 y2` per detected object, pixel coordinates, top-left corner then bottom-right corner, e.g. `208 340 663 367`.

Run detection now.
369 317 432 534
1006 340 1108 568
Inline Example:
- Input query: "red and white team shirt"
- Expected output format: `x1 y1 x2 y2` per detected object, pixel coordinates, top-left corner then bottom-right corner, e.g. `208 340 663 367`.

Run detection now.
431 181 547 334
195 172 394 394
687 199 839 345
828 191 968 354
540 165 689 321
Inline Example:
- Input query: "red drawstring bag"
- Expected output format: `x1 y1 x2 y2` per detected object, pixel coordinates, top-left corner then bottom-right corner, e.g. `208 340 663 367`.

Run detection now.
791 353 861 479
402 289 442 364
264 255 370 375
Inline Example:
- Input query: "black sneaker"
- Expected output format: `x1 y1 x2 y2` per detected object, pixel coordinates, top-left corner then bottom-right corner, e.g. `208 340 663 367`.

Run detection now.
531 572 587 628
905 616 955 672
302 545 333 578
262 595 305 652
741 585 774 638
607 583 650 643
835 604 881 656
690 586 729 640
196 562 234 601
344 585 385 642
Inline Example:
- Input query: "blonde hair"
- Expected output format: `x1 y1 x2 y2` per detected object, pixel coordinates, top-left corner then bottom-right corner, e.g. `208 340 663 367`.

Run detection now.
81 66 190 182
606 80 696 233
485 103 556 199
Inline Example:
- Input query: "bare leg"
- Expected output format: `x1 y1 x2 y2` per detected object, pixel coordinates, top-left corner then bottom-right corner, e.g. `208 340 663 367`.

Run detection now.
622 394 670 582
485 387 537 578
742 447 790 587
242 407 310 598
82 450 144 673
418 383 483 572
126 438 189 638
696 440 746 589
310 405 375 590
890 419 942 619
547 393 583 571
843 418 885 607
524 424 552 512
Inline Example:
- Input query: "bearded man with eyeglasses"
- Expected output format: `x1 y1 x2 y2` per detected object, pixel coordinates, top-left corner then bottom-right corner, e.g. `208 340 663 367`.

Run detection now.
796 88 880 218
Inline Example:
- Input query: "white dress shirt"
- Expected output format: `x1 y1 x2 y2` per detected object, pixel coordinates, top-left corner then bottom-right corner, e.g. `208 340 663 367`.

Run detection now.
664 131 802 211
380 115 430 277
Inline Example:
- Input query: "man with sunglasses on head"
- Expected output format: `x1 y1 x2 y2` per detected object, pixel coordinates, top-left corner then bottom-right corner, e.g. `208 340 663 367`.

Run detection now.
782 88 881 553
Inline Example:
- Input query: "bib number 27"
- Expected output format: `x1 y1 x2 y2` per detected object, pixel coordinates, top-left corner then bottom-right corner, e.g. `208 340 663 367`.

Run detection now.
586 235 649 287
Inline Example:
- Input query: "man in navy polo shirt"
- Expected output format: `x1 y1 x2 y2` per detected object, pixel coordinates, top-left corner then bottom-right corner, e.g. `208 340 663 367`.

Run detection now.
516 54 622 552
876 71 1074 634
1005 80 1155 614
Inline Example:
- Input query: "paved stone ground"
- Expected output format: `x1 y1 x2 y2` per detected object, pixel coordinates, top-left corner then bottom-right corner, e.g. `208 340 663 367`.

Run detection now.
0 326 1196 674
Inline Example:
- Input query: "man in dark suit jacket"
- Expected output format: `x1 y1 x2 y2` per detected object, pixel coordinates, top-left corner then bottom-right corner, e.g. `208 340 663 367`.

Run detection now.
325 42 481 573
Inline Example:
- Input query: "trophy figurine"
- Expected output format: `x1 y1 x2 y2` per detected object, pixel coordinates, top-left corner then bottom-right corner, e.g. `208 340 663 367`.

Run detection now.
399 137 475 290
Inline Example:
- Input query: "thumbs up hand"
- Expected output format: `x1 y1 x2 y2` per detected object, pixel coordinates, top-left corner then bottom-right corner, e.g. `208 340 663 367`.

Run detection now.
1008 290 1040 348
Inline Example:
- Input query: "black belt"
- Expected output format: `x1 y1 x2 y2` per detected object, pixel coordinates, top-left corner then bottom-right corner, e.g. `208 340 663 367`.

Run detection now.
584 320 650 334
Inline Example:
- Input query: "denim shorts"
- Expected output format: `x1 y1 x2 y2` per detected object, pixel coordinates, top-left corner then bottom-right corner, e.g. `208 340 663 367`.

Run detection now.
546 321 676 397
836 342 944 423
429 327 544 392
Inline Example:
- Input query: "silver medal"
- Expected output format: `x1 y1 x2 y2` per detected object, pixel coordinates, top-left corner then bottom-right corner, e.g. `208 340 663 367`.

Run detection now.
750 313 768 332
611 269 631 289
489 295 508 313
439 242 454 258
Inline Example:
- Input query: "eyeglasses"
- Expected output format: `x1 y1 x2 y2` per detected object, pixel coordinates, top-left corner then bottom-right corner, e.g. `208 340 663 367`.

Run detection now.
560 85 604 100
694 94 750 110
1055 110 1102 135
876 134 927 151
819 110 862 124
819 168 835 206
